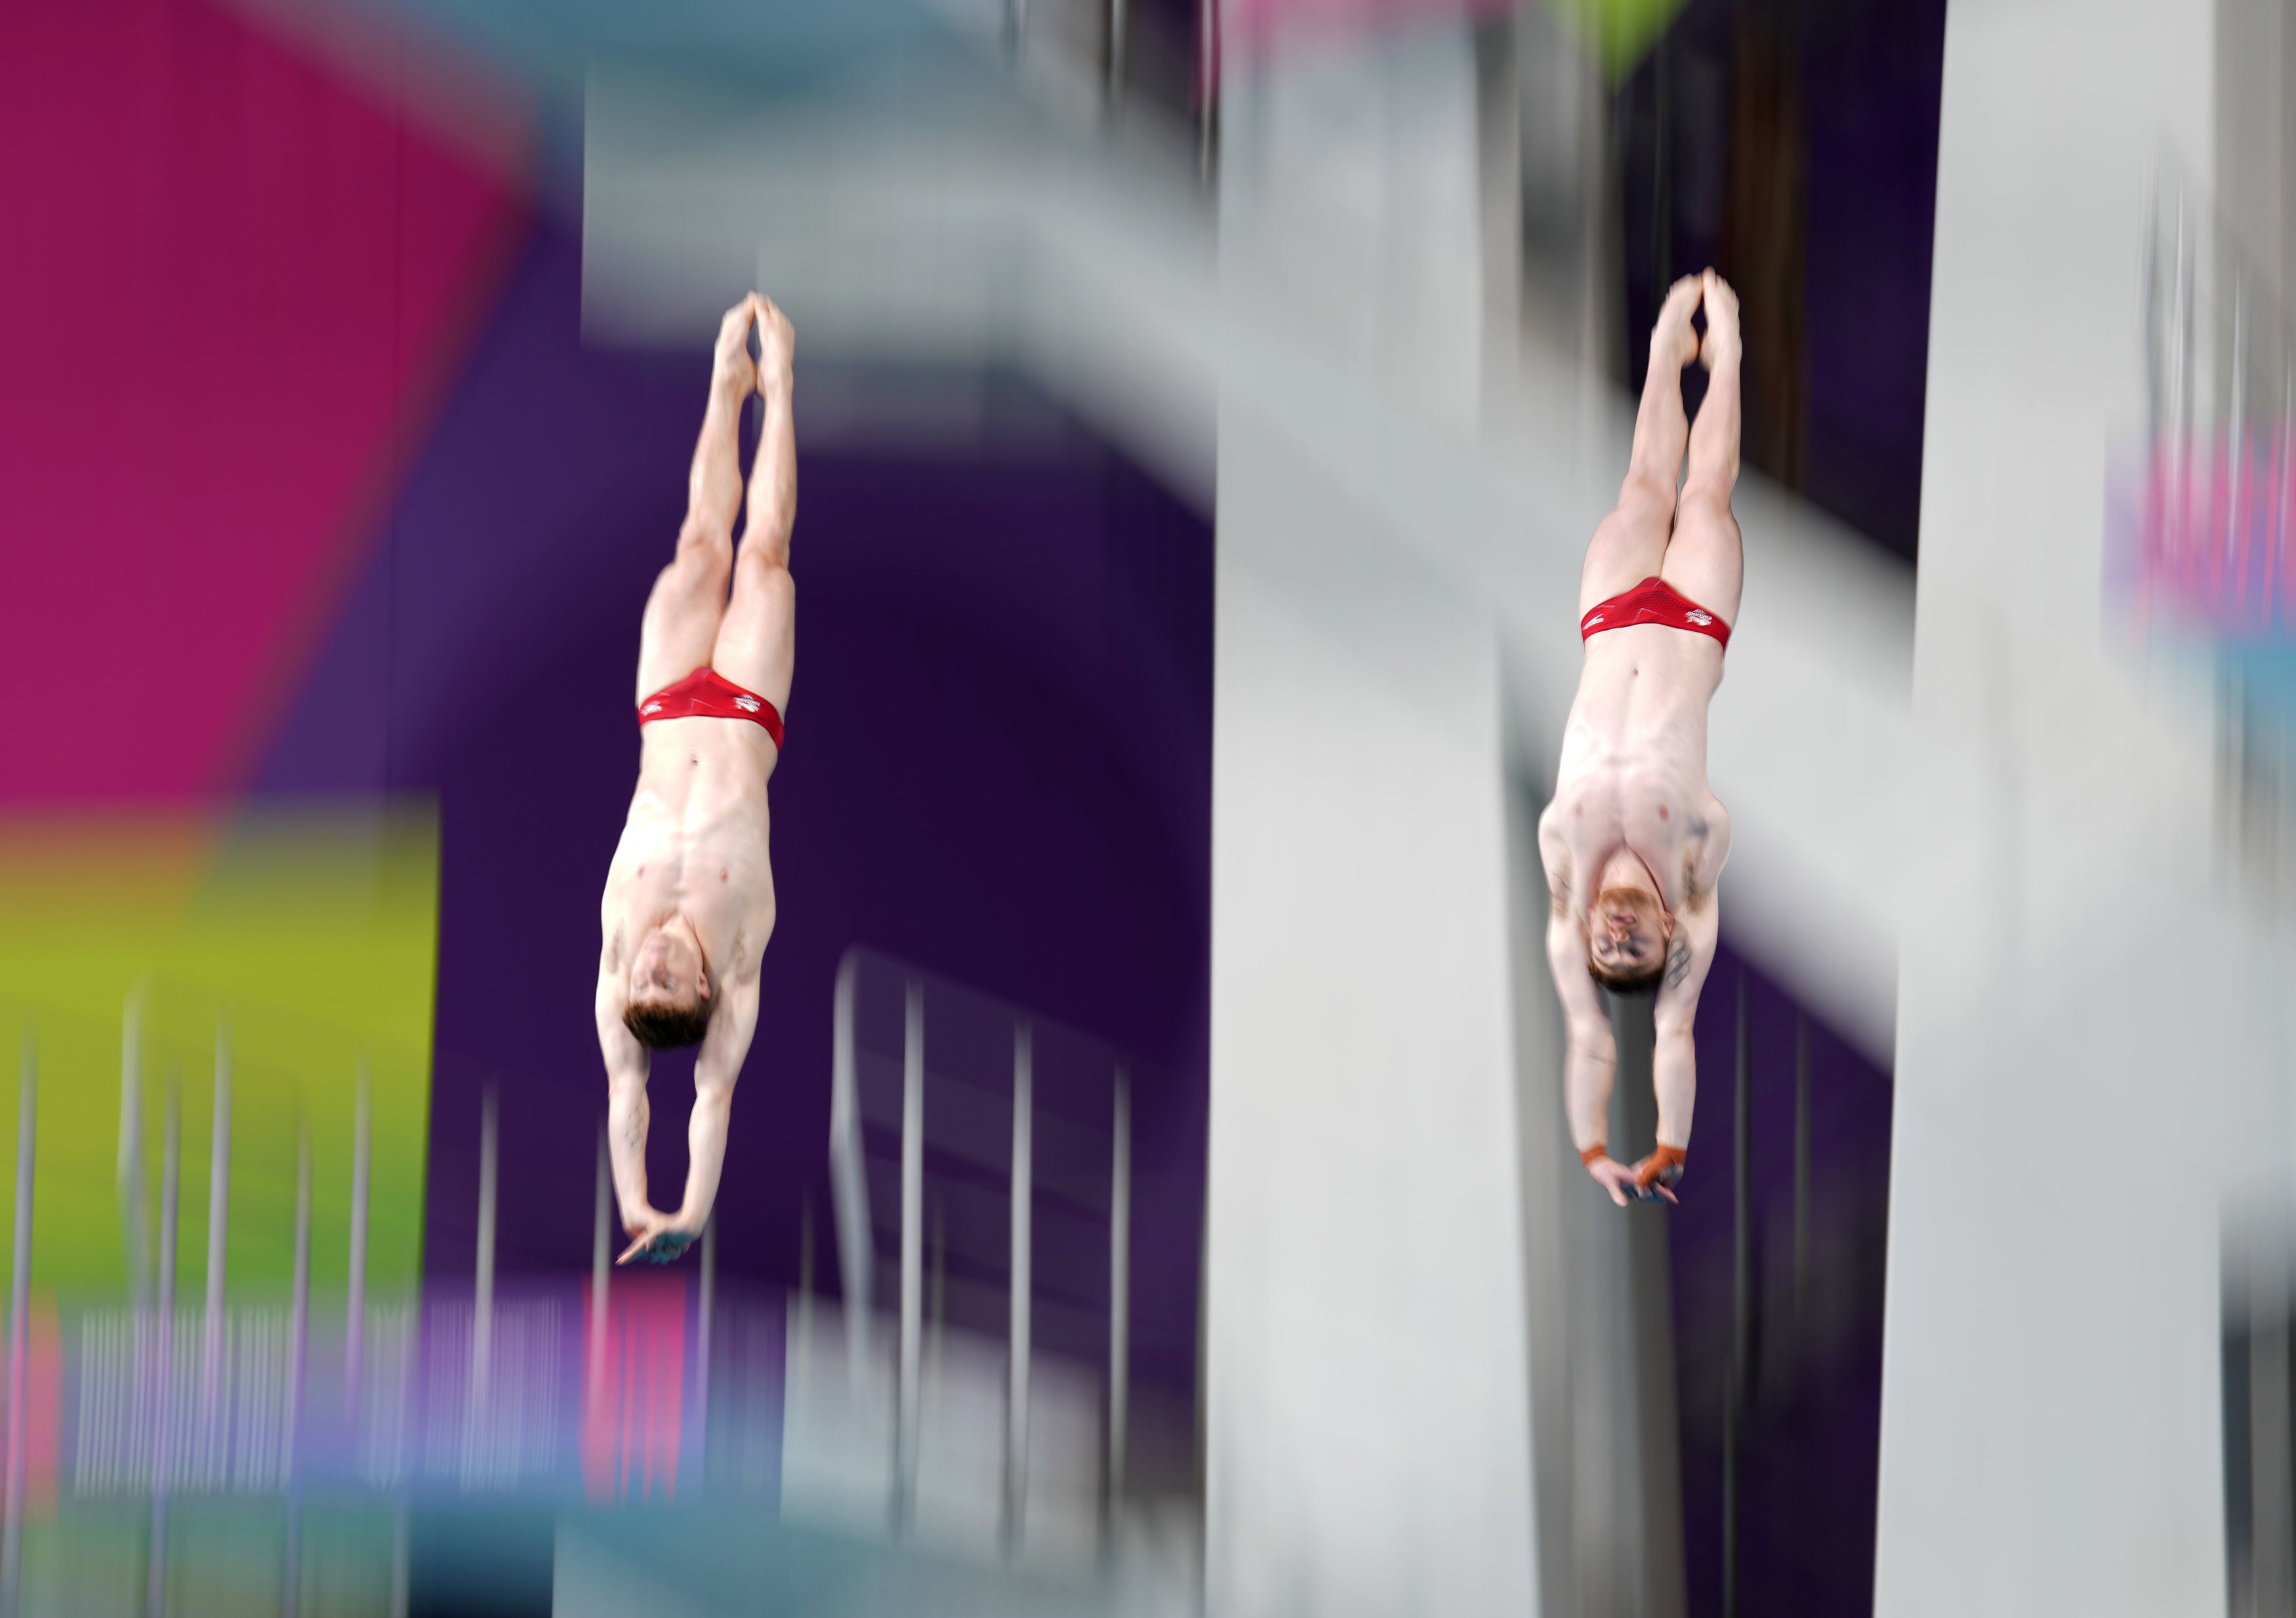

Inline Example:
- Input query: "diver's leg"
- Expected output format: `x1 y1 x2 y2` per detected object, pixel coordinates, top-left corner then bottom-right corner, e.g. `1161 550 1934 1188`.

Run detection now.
1660 271 1744 626
635 297 760 701
1579 274 1704 616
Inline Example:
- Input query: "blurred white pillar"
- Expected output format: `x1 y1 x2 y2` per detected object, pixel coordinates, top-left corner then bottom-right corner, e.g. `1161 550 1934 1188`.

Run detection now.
1206 410 1537 1615
1880 3 2240 1615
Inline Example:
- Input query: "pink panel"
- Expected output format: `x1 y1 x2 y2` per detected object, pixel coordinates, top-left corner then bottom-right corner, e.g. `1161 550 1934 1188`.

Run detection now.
0 0 523 803
581 1276 687 1503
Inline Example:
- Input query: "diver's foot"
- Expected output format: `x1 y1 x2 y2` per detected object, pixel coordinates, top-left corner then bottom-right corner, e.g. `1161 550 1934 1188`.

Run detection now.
1697 270 1740 372
710 297 760 403
1650 274 1705 376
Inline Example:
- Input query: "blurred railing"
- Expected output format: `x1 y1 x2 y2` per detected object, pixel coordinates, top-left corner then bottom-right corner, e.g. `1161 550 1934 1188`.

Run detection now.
823 945 1149 1565
0 951 1197 1616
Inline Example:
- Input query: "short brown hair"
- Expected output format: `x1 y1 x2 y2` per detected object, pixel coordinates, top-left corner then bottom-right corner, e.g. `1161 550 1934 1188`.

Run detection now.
1589 955 1665 995
625 993 712 1050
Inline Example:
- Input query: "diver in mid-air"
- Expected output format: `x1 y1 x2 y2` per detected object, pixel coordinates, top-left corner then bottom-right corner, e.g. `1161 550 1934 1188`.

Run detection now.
1540 271 1743 1206
594 293 796 1262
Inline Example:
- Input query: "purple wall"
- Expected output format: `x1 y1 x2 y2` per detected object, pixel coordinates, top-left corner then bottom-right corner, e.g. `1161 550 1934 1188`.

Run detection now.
255 223 1214 1391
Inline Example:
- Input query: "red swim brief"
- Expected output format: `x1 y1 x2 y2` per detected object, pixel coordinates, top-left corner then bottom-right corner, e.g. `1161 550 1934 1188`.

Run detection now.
638 667 785 748
1579 576 1731 649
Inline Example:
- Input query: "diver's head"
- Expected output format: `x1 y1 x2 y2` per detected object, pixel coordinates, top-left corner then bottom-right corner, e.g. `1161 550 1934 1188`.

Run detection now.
1586 848 1673 994
624 917 714 1049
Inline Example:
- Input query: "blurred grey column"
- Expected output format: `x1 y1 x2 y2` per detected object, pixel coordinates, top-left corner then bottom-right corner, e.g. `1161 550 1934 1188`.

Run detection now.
2213 0 2296 335
830 953 872 1380
1213 405 1545 1615
1107 1066 1131 1537
2226 1227 2296 1618
1195 0 1216 182
2253 1295 2294 1618
896 982 924 1530
1 1035 34 1618
1502 0 1616 371
1005 1022 1034 1554
1106 0 1127 107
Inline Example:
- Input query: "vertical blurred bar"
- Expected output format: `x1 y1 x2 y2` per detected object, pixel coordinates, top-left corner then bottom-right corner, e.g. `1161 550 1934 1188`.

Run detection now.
2177 199 2195 549
1793 1015 1811 1325
204 1018 232 1435
473 1088 498 1431
2268 367 2287 610
2275 371 2292 613
795 1198 815 1403
390 1500 409 1618
1 1033 35 1618
2142 178 2161 444
2230 275 2247 573
1724 970 1751 1618
345 1060 370 1420
1195 0 1216 181
590 1123 610 1400
1107 0 1127 106
1107 1066 1131 1535
148 1075 179 1618
697 1211 716 1483
283 1124 311 1618
2253 1268 2293 1614
1006 1022 1034 1554
830 955 871 1378
120 985 148 1310
897 982 924 1529
929 1201 947 1397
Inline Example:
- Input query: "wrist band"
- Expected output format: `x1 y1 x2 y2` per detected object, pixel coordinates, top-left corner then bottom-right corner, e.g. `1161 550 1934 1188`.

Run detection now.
1631 1145 1687 1188
1580 1144 1607 1166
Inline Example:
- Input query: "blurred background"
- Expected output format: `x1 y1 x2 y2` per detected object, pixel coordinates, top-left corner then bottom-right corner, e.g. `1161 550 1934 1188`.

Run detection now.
0 0 2288 1613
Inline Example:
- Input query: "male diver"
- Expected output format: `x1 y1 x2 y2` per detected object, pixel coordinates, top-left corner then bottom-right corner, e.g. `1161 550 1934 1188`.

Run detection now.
596 293 795 1262
1540 270 1741 1207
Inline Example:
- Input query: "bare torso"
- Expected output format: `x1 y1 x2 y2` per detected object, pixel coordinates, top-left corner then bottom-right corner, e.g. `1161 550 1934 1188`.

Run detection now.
1542 625 1729 909
601 716 779 984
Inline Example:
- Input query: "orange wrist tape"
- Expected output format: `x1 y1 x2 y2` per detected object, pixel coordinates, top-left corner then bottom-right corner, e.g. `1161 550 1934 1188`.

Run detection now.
1580 1144 1607 1166
1631 1145 1687 1188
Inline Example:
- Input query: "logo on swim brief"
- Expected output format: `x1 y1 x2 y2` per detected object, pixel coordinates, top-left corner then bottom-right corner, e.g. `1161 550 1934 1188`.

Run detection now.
734 695 761 713
642 702 663 715
1586 613 1603 625
1685 609 1712 625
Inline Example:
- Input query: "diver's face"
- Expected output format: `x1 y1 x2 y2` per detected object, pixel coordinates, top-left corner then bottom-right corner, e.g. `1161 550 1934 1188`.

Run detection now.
1588 887 1668 976
628 923 706 1010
